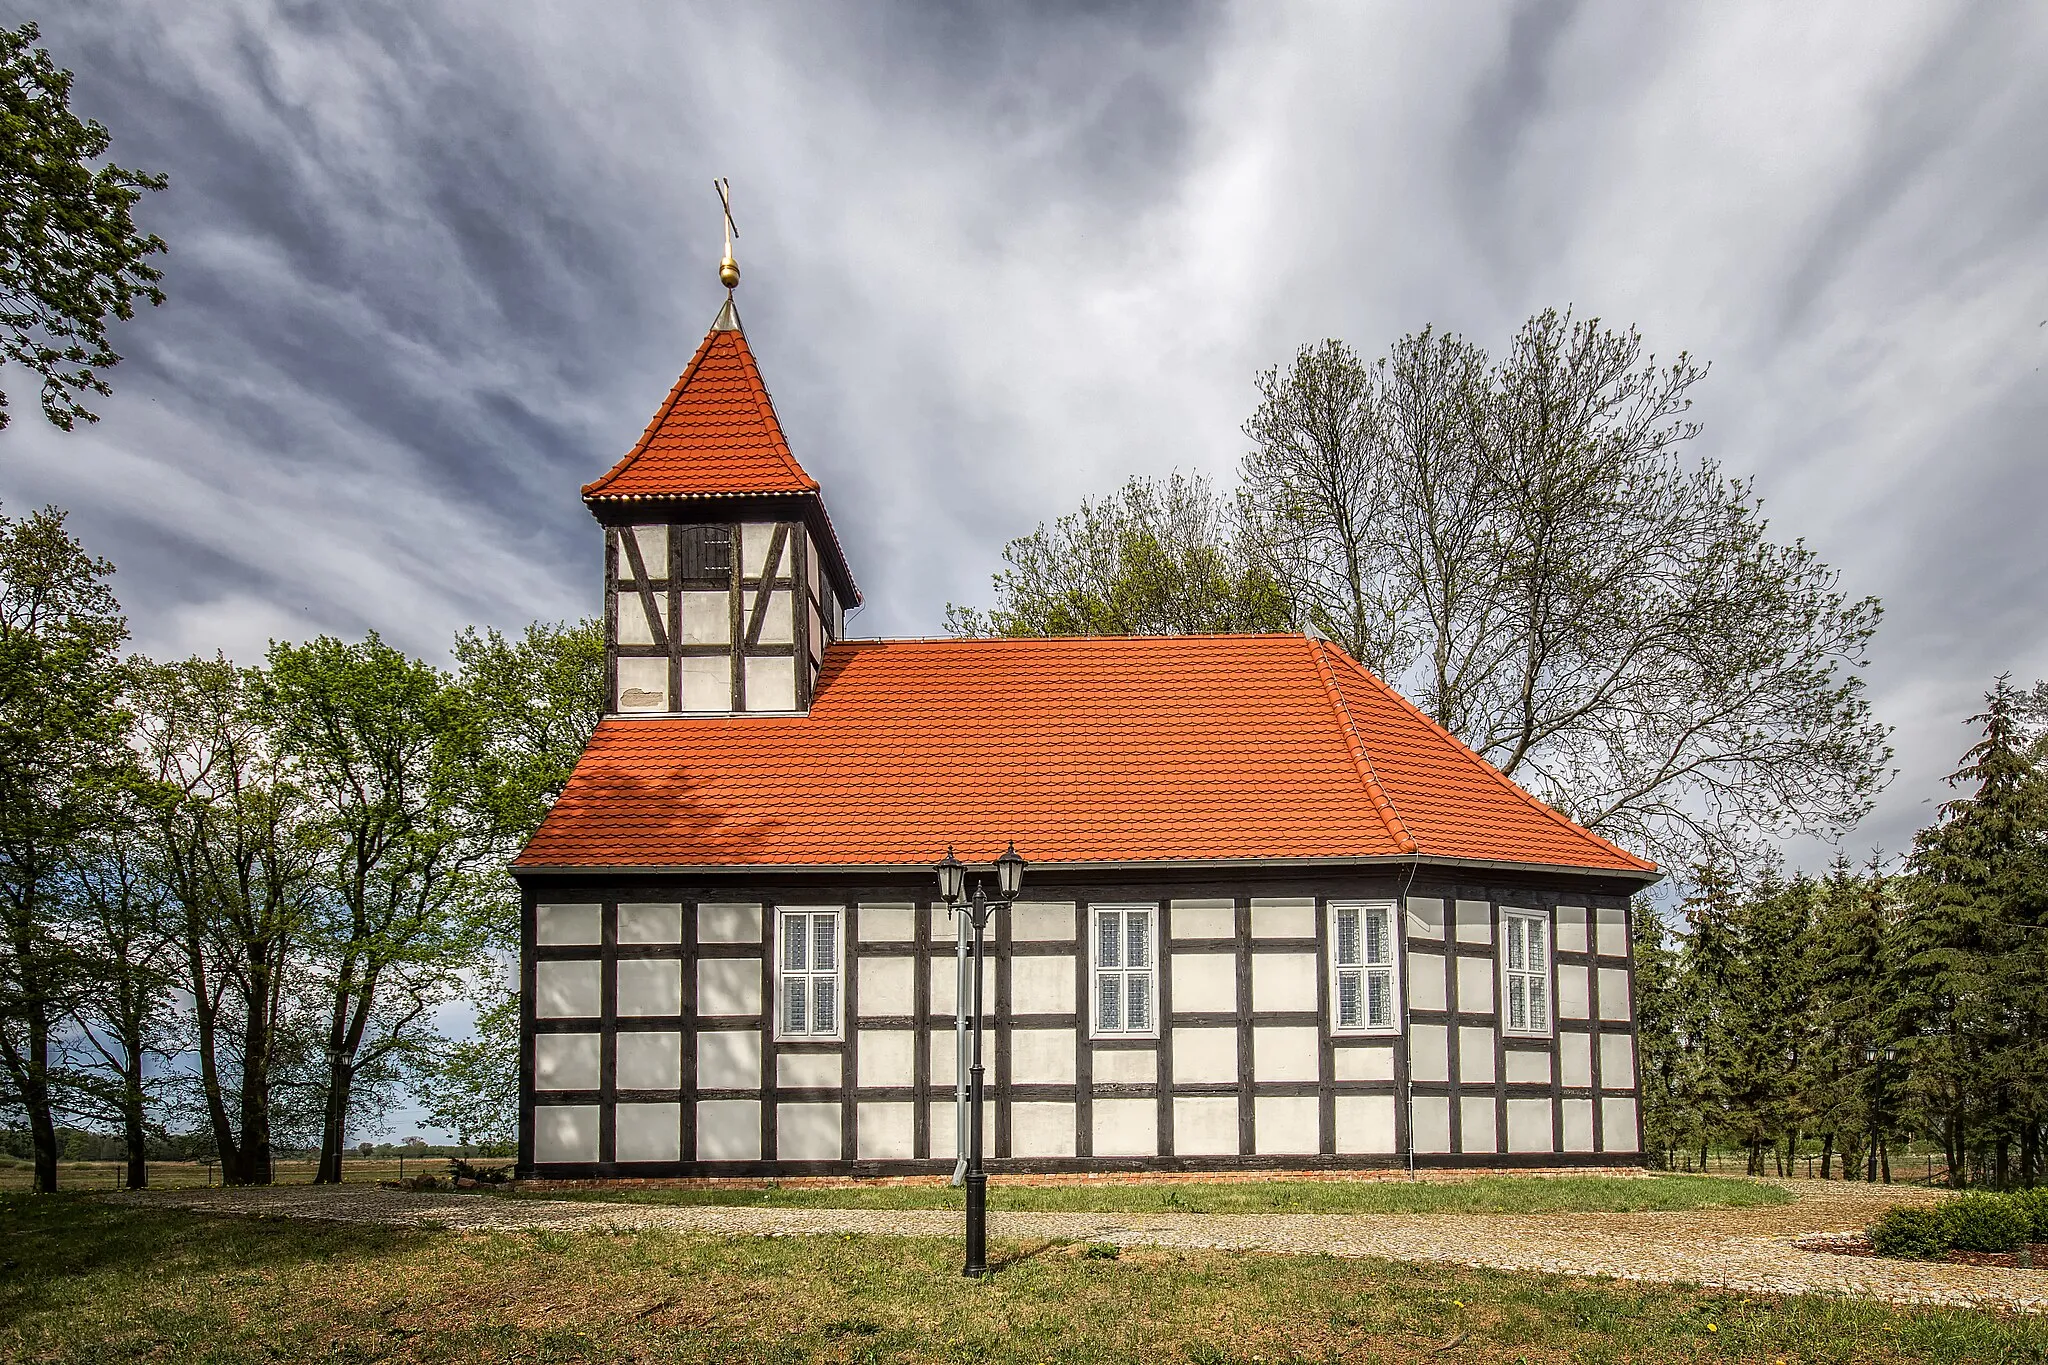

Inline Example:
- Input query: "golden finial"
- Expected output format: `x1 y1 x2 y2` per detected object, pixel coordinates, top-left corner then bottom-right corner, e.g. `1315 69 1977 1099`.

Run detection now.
715 177 740 290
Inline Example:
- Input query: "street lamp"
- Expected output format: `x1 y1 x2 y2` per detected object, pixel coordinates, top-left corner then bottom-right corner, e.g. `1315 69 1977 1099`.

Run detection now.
934 841 1026 1278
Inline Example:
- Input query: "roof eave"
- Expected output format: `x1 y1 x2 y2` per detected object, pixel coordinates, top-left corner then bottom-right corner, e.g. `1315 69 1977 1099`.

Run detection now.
511 852 1662 885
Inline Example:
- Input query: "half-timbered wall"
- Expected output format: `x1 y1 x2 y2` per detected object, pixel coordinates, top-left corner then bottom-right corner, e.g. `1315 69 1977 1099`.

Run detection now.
520 875 1643 1175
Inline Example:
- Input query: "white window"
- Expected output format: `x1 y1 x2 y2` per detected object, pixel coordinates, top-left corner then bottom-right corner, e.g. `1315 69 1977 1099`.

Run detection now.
1502 909 1552 1036
1091 905 1157 1038
1329 901 1399 1034
776 907 842 1039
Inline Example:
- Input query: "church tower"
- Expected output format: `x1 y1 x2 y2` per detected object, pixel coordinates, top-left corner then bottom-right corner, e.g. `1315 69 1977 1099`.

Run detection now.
583 210 859 716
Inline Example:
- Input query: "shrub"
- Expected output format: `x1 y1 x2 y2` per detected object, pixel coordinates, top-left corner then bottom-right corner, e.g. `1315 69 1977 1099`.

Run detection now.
1941 1193 2032 1252
1868 1206 1950 1260
2008 1187 2048 1242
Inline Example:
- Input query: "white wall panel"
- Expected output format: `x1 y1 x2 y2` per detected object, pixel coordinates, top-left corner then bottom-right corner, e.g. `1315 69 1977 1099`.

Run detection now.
1506 1098 1552 1153
1562 1097 1595 1151
696 1099 761 1161
680 655 732 711
1172 1097 1239 1155
615 1102 681 1162
1335 1094 1398 1153
617 959 683 1017
623 524 668 577
1554 904 1589 955
1457 956 1495 1015
615 657 667 712
1405 896 1446 941
1560 1032 1592 1088
533 1105 599 1163
1557 964 1590 1020
1460 1096 1498 1153
1595 906 1629 958
744 656 797 711
1169 899 1235 939
695 959 761 1016
617 903 682 944
615 591 658 646
1250 897 1315 938
857 957 915 1016
1409 1024 1448 1082
1012 902 1075 941
1171 1027 1237 1084
1093 1097 1157 1157
928 954 994 1016
679 591 730 645
1251 953 1317 1010
756 590 795 645
1601 1096 1640 1151
857 1030 915 1087
1171 953 1237 1013
616 1032 682 1090
534 1033 599 1090
1012 1102 1078 1157
698 903 763 943
739 522 777 577
1411 1096 1451 1153
1454 899 1493 944
1253 1096 1319 1155
777 1103 841 1161
1458 1027 1497 1084
927 1101 993 1159
1333 1045 1394 1082
696 1030 761 1089
1600 1034 1637 1090
536 904 600 946
929 1030 1002 1080
1011 1028 1076 1085
1598 968 1632 1021
777 1052 841 1089
535 961 600 1018
856 1102 915 1159
859 904 915 942
1092 1048 1155 1085
1504 1049 1551 1085
1253 1026 1319 1083
1407 952 1446 1012
1012 955 1076 1015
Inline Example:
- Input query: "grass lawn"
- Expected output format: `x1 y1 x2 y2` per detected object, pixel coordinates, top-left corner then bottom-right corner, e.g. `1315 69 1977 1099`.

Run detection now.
6 1194 2042 1364
502 1172 1793 1216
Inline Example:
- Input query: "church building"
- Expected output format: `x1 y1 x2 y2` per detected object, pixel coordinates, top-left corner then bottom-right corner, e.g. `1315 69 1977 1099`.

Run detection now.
512 260 1659 1179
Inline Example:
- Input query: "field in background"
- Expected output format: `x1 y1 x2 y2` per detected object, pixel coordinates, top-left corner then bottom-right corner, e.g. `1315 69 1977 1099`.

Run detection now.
0 1156 467 1193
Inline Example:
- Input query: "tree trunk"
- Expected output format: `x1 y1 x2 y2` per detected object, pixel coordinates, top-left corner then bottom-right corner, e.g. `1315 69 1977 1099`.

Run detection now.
315 1058 352 1184
1820 1132 1834 1180
119 1019 149 1190
1995 1138 2011 1191
21 1010 60 1193
231 949 277 1186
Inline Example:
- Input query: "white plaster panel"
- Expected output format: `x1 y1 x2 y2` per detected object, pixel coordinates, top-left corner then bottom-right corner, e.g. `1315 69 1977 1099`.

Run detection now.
743 655 797 712
1092 1048 1156 1085
696 958 761 1016
1457 956 1495 1014
680 655 731 711
1460 1096 1498 1153
1253 1026 1319 1083
1013 954 1076 1015
929 1030 1001 1080
696 1099 761 1161
534 1033 599 1091
1011 1028 1076 1085
740 522 778 578
1012 1102 1078 1157
1335 1094 1398 1154
615 1032 682 1090
1334 1045 1395 1082
617 959 683 1017
615 1102 681 1163
615 591 658 646
1598 968 1632 1021
857 1030 915 1088
617 903 682 944
1250 897 1315 939
1011 901 1076 941
856 1102 915 1159
1506 1098 1552 1153
1173 1097 1239 1156
777 1103 841 1161
1555 904 1589 955
1407 952 1447 1012
1455 899 1493 944
1504 1049 1551 1085
1601 1033 1637 1090
533 1105 598 1163
756 589 795 645
696 1030 761 1089
1562 1097 1595 1151
1251 953 1317 1010
698 903 763 943
1411 1096 1451 1153
1409 1024 1448 1082
1092 1098 1157 1157
621 525 667 577
1557 963 1590 1020
859 904 916 942
857 956 915 1016
615 656 667 712
1601 1096 1640 1151
1595 906 1629 958
679 591 730 645
928 953 995 1017
536 903 600 946
1405 896 1446 941
1171 1027 1237 1084
1172 952 1238 1013
1459 1027 1497 1084
927 1101 993 1160
778 1052 841 1089
1169 899 1236 939
1560 1031 1593 1088
535 961 600 1019
1254 1096 1319 1155
806 531 821 598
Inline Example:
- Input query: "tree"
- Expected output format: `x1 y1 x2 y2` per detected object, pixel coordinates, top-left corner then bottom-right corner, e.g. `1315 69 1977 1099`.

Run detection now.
452 619 604 845
946 472 1291 638
413 968 518 1154
0 23 166 433
1237 310 1890 870
0 503 134 1191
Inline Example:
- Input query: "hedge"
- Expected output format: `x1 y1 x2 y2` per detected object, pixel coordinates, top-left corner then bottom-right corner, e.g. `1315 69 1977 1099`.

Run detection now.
1866 1188 2046 1259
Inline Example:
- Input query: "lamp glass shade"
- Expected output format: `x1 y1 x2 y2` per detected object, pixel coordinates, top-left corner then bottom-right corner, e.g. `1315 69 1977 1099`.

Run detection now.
995 842 1026 899
935 848 965 904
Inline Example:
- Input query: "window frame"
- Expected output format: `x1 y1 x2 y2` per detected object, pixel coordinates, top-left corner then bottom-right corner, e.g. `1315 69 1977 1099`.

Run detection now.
1327 900 1402 1037
774 905 845 1042
1499 906 1555 1039
1088 903 1160 1040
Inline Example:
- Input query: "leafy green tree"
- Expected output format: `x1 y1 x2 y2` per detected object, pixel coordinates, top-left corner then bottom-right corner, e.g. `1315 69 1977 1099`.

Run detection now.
0 23 166 433
946 472 1291 638
452 619 604 846
415 970 518 1154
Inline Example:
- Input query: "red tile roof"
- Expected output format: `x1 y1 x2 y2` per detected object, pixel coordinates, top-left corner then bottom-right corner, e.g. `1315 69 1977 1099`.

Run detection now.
516 634 1656 877
583 309 820 501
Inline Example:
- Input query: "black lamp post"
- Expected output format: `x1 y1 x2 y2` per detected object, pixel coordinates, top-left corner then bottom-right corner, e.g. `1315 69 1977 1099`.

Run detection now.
934 841 1025 1277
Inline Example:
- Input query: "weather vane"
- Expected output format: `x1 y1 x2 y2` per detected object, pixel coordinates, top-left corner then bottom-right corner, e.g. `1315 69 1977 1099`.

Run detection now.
715 177 740 291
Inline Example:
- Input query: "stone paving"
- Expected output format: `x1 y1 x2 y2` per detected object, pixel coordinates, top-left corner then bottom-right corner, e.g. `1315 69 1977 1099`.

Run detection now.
109 1178 2048 1314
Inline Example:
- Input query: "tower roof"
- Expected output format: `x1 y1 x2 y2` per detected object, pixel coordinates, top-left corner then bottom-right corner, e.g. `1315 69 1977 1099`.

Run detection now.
582 306 821 502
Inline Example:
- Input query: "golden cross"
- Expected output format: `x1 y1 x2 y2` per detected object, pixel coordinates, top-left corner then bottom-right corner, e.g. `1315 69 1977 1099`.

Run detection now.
715 178 740 289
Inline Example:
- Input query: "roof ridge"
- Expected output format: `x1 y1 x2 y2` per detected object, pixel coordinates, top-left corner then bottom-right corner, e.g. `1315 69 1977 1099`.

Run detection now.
1319 643 1656 874
1307 636 1420 855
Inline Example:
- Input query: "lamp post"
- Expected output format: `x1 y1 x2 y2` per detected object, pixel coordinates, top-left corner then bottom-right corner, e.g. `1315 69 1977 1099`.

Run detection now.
934 841 1025 1278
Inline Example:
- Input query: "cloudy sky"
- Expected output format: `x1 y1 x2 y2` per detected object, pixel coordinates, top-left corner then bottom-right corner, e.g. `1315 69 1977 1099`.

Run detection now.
7 0 2047 875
